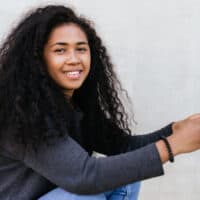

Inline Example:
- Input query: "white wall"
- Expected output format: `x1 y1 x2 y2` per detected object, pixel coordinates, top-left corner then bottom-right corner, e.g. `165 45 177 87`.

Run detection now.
1 0 200 199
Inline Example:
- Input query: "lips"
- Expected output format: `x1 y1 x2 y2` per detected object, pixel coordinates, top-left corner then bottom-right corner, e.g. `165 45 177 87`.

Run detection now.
63 70 82 79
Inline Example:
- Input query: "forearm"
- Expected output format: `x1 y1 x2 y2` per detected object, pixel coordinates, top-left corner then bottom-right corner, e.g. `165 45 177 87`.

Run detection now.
127 123 173 151
23 136 164 195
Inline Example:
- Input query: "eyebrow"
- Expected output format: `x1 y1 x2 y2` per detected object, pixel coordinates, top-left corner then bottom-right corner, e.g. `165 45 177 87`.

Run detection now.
50 41 88 47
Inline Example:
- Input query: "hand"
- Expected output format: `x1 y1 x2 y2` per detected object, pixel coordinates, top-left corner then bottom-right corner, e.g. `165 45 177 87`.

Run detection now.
168 113 200 155
156 113 200 163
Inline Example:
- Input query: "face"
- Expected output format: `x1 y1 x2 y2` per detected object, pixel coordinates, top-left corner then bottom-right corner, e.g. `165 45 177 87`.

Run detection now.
43 23 91 97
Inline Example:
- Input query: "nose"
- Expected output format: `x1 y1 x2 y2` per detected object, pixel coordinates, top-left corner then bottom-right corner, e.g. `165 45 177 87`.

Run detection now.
65 50 80 65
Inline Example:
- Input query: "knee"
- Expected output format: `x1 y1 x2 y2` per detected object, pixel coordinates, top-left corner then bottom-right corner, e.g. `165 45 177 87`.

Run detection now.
126 182 141 199
39 188 106 200
128 181 141 191
38 188 74 200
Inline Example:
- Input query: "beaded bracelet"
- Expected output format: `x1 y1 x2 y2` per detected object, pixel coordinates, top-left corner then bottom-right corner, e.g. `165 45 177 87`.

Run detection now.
160 136 174 163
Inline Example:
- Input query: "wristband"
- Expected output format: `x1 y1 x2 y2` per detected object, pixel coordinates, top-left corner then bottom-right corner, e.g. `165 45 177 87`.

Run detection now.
160 136 174 163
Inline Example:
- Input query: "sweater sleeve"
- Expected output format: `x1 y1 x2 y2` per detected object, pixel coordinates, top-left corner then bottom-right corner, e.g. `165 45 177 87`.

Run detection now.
90 120 173 155
23 135 164 195
126 123 173 151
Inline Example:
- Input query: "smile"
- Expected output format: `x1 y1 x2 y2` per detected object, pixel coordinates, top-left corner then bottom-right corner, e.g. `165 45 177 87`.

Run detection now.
64 70 82 79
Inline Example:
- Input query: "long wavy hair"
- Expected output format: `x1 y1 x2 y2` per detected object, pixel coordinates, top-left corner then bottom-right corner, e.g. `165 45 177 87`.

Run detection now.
0 5 134 151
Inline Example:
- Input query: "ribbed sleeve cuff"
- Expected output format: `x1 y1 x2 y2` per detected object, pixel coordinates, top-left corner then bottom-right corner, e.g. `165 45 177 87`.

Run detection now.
160 122 173 137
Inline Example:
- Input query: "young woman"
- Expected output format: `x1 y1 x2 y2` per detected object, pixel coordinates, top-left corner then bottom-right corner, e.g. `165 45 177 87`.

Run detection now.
0 5 200 200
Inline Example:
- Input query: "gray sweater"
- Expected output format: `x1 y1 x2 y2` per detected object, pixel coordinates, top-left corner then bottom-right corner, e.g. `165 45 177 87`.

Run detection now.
0 109 172 199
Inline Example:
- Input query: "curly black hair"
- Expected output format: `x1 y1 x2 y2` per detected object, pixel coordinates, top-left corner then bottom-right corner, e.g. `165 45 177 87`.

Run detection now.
0 5 135 150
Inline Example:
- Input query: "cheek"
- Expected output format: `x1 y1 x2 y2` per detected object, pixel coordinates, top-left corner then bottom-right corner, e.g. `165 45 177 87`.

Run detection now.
46 55 65 72
84 53 91 71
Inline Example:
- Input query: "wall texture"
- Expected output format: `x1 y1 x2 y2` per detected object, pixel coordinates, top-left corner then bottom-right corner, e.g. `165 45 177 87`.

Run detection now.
1 0 199 199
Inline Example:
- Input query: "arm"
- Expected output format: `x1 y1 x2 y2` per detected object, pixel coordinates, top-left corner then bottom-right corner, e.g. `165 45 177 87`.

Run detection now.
2 114 200 195
88 112 173 155
126 123 173 151
23 135 164 195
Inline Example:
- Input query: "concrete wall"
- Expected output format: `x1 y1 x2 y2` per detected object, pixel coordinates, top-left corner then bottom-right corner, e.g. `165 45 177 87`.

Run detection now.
1 0 200 199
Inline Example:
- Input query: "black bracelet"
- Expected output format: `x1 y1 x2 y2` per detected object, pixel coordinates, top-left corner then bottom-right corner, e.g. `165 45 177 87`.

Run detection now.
160 136 174 163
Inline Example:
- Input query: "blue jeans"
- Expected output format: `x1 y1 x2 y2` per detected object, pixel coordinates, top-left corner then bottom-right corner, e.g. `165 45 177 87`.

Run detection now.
38 182 141 200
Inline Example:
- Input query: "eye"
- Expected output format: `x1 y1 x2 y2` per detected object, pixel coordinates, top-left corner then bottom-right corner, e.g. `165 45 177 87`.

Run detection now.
54 48 66 54
76 48 87 53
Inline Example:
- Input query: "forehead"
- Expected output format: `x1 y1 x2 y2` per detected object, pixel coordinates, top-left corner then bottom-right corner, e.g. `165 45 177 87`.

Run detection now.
47 23 88 44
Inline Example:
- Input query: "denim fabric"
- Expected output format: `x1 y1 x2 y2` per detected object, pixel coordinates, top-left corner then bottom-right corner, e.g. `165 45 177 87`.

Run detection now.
38 182 141 200
104 182 141 200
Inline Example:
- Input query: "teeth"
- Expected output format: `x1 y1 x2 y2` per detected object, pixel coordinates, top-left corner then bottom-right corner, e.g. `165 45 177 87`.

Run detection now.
65 71 80 75
68 71 79 75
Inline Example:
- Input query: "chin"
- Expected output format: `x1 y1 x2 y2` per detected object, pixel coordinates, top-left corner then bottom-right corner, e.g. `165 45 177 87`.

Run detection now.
65 84 82 90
